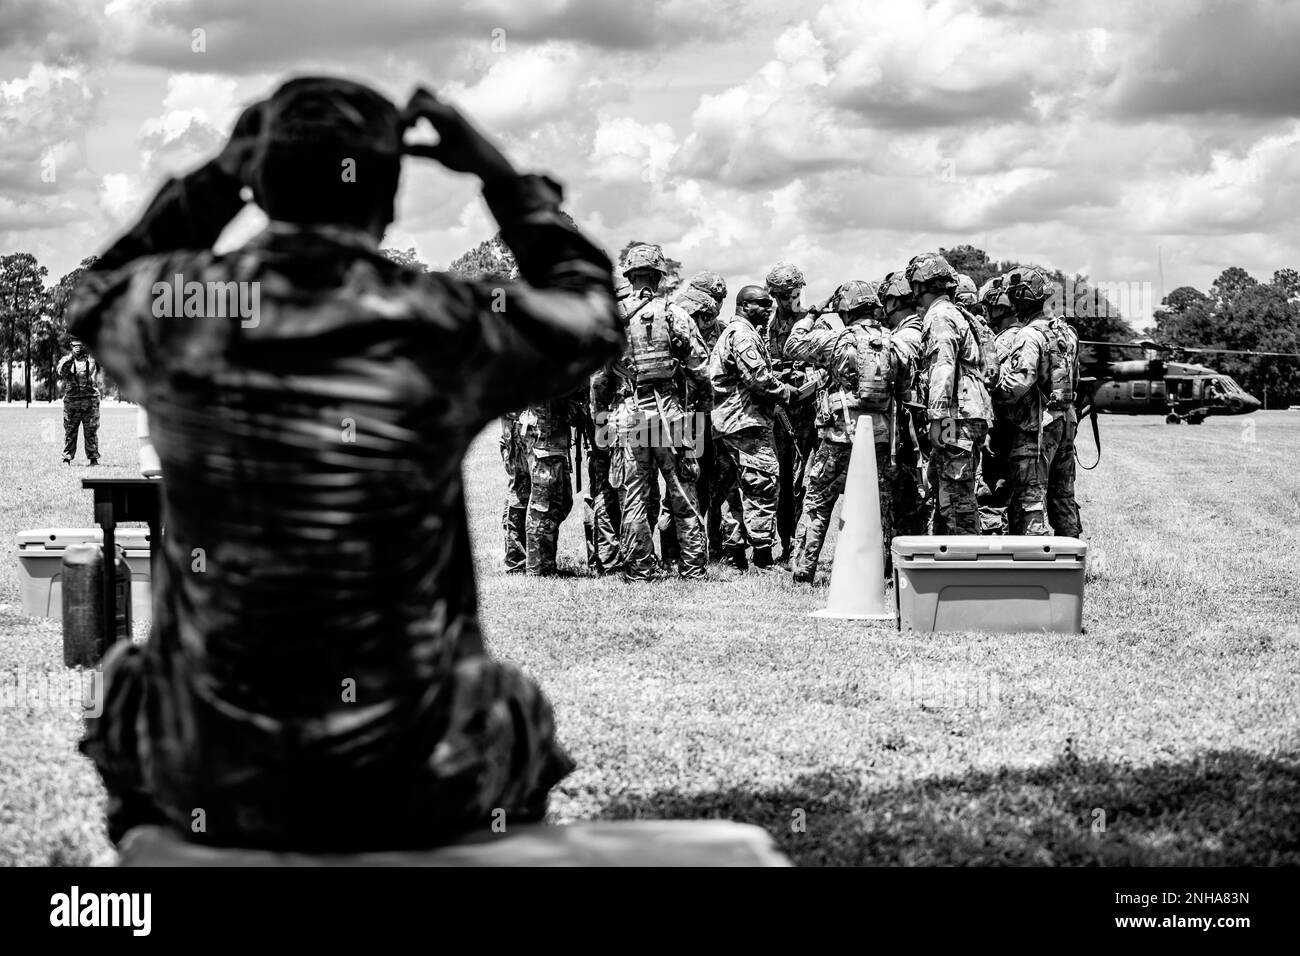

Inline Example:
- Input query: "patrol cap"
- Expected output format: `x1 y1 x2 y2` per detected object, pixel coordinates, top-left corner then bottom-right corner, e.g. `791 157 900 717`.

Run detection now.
260 76 403 155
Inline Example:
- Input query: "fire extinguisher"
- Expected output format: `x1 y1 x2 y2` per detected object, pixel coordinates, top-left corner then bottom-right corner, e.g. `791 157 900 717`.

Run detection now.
62 542 132 667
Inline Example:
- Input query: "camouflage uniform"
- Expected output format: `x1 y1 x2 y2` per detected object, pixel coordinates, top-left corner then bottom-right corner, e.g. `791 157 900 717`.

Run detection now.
66 80 624 851
710 313 790 557
612 290 710 581
785 304 912 582
765 301 816 558
920 297 993 534
888 312 929 536
978 326 1020 534
993 311 1083 536
59 353 101 462
502 393 581 575
585 366 624 575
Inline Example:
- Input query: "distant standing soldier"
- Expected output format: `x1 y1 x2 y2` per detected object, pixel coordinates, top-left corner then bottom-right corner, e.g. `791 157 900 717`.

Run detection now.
880 269 929 535
977 275 1020 533
992 267 1083 537
764 261 816 561
613 243 710 581
59 338 101 465
709 285 796 570
686 270 729 556
785 280 912 583
909 253 992 534
582 276 634 575
503 389 584 575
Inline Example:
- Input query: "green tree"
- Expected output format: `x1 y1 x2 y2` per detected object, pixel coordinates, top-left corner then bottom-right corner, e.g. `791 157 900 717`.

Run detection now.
0 252 49 403
380 247 429 272
1161 285 1209 315
938 244 1000 289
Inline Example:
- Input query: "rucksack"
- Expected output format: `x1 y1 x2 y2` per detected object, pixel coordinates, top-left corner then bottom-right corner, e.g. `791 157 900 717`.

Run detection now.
848 324 895 412
1036 316 1078 411
958 305 1000 389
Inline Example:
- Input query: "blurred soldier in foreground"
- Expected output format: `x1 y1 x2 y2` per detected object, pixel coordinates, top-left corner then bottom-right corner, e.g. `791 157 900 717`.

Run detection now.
611 244 710 581
764 262 816 562
910 253 992 534
67 78 624 850
785 280 912 582
710 285 796 570
992 267 1083 536
880 269 929 535
58 338 101 465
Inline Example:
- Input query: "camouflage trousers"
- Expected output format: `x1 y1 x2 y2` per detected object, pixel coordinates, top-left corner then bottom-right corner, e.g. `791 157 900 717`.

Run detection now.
774 406 816 555
616 442 706 581
893 410 930 536
977 418 1014 535
791 438 898 582
502 426 573 575
583 444 622 575
1007 417 1083 537
80 638 576 849
64 397 100 461
930 419 988 535
716 425 779 553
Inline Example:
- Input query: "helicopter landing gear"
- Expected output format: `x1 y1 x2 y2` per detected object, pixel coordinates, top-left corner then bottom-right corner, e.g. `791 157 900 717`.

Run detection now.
1185 409 1208 425
1165 412 1182 424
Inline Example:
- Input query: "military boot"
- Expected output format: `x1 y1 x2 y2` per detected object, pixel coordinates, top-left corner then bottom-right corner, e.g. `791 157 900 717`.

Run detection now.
752 546 775 569
725 546 749 572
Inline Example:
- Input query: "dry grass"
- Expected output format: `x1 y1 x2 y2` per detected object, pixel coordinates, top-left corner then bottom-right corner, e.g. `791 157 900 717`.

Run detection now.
1 404 1298 865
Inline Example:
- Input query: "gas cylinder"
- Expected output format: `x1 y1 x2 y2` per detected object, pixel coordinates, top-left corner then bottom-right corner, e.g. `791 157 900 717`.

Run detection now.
62 542 132 666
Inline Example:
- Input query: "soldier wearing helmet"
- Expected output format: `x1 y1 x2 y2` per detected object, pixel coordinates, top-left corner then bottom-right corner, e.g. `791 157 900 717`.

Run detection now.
783 279 913 583
609 243 711 581
673 281 729 558
974 274 1021 535
689 271 727 309
879 268 930 536
992 267 1082 537
708 284 797 570
764 261 817 563
908 252 993 534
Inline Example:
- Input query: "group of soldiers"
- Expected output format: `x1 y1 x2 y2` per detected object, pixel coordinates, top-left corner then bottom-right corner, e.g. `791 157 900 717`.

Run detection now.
502 246 1083 583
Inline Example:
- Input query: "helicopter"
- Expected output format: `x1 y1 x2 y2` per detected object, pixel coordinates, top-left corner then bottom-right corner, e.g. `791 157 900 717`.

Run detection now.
1077 339 1300 424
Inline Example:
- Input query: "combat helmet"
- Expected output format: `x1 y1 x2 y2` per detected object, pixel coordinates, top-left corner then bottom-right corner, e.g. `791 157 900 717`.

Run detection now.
954 273 978 306
674 284 719 320
689 271 727 303
905 252 958 288
978 276 1011 313
879 269 913 304
622 243 667 276
835 279 882 313
765 261 806 297
1002 267 1052 312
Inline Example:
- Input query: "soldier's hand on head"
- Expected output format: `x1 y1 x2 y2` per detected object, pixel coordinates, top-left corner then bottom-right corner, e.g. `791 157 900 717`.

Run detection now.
214 100 266 185
401 87 516 183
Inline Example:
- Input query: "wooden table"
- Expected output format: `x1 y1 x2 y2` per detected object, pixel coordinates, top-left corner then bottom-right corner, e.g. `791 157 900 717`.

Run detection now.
82 478 162 640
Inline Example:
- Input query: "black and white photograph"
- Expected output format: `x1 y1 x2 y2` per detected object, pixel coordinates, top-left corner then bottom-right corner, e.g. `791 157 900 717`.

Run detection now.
0 0 1295 924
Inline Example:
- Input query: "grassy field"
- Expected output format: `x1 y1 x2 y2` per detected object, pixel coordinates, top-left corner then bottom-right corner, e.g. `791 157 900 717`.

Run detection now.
1 403 1298 866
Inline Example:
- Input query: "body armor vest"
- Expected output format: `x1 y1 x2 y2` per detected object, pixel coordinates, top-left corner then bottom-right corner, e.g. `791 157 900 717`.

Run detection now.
848 324 895 412
625 297 676 384
1030 316 1077 410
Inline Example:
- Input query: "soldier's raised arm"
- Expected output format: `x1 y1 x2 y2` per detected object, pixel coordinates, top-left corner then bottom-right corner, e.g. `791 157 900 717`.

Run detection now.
785 313 843 368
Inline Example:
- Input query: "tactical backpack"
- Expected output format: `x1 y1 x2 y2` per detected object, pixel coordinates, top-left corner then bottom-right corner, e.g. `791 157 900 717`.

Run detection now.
625 296 676 385
848 324 896 412
958 305 1000 389
1031 316 1078 411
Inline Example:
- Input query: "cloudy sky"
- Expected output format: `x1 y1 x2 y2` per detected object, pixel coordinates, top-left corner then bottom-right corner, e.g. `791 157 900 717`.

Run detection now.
4 0 1300 324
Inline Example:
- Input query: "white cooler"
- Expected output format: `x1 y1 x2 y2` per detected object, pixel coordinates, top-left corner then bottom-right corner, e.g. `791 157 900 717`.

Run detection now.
16 528 153 621
892 535 1086 633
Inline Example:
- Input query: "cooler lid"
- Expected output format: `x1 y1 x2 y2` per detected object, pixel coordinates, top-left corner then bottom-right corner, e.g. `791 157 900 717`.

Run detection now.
891 534 1087 560
16 527 152 549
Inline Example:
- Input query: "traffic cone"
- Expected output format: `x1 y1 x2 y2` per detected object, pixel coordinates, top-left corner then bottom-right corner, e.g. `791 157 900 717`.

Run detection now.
811 412 894 621
138 409 161 478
